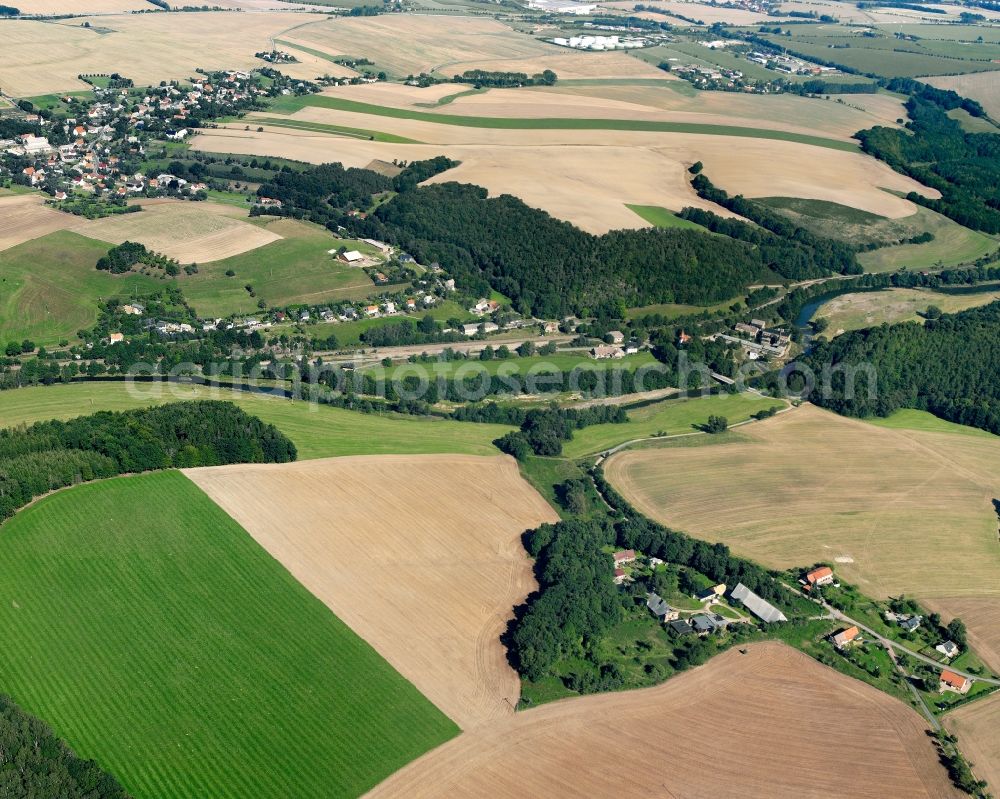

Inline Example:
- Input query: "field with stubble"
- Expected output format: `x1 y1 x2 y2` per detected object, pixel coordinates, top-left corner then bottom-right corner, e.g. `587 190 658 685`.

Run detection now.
604 404 1000 649
944 692 1000 791
185 454 558 729
365 641 960 799
73 199 282 263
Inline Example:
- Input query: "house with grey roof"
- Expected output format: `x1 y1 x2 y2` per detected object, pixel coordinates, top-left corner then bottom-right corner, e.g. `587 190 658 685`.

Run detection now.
646 593 679 623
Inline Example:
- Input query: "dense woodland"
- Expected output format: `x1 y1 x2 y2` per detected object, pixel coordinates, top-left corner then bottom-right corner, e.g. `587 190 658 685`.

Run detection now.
0 695 130 798
856 82 1000 234
0 401 296 521
798 301 1000 433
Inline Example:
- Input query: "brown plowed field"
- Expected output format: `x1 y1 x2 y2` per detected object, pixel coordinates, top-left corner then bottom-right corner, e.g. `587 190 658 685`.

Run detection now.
184 454 557 730
364 642 960 798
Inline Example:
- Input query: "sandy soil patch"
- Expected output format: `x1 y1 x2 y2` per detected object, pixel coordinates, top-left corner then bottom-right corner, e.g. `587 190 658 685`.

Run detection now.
72 199 281 263
365 642 958 798
926 72 1000 121
285 14 663 80
184 454 558 730
605 404 1000 603
0 194 74 252
944 692 1000 791
0 12 340 96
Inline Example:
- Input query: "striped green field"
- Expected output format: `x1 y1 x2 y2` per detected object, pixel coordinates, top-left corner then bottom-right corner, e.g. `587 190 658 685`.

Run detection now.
266 95 858 152
0 470 458 798
0 382 513 459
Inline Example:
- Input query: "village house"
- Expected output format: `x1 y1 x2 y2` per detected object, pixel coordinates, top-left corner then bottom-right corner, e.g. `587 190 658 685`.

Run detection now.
646 593 680 623
613 549 636 566
108 332 124 345
936 641 959 659
383 301 396 314
669 619 694 636
691 614 722 636
121 303 144 316
613 568 627 586
805 566 835 587
364 305 379 317
939 670 971 694
697 584 726 603
677 330 692 346
832 626 860 650
590 344 625 360
606 330 625 345
899 616 922 633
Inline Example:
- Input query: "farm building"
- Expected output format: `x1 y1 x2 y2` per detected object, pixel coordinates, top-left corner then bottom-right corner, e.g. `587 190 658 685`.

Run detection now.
697 584 726 603
729 583 787 623
339 250 363 263
939 670 971 694
831 626 860 650
691 615 722 635
646 593 679 622
668 619 694 636
805 566 834 587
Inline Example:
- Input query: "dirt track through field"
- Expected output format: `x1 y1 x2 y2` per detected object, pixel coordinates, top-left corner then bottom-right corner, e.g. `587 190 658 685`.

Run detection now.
364 641 960 798
184 454 557 729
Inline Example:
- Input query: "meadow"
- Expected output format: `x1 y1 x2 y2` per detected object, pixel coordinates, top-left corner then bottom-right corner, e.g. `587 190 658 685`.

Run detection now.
0 231 162 346
814 285 1000 337
0 470 458 798
367 642 959 798
560 392 784 458
179 217 379 318
0 382 514 459
187 453 558 729
626 204 708 230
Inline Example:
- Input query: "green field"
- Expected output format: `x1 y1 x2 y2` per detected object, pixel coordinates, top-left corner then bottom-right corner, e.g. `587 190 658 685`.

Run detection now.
266 94 858 151
626 297 743 319
758 197 997 271
0 470 458 798
626 204 708 231
561 392 785 458
181 217 380 318
0 231 163 346
245 114 422 144
866 407 999 439
753 27 1000 79
0 382 512 458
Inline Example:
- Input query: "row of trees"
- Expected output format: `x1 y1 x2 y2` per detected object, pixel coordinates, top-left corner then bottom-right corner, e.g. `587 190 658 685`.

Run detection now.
492 405 627 458
0 401 296 521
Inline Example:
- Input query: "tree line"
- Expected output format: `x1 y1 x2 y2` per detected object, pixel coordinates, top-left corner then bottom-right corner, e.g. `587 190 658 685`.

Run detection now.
0 694 129 798
492 404 627 458
0 401 296 521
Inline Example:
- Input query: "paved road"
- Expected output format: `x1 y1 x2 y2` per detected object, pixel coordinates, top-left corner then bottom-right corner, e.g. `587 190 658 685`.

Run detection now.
823 603 1000 687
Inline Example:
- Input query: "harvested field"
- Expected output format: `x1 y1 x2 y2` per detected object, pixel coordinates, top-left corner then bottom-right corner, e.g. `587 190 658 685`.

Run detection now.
0 13 342 96
73 199 281 263
365 641 959 798
192 123 930 231
605 404 1000 605
602 0 777 25
0 193 74 251
15 0 148 12
283 15 662 80
185 454 559 729
926 71 1000 122
944 692 1000 791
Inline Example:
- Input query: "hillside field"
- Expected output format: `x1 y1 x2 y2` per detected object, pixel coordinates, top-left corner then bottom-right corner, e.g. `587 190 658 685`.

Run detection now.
0 231 163 346
0 382 513 459
0 470 457 798
186 454 558 729
366 642 959 798
604 404 1000 648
